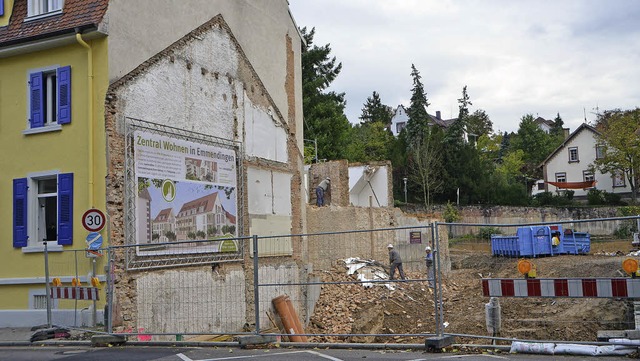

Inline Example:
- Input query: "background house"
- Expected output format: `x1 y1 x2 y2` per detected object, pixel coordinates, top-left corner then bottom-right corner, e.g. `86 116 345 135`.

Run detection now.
540 123 631 198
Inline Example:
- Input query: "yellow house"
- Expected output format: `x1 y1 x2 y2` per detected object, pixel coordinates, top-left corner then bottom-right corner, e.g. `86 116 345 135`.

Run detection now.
0 0 109 327
0 0 305 330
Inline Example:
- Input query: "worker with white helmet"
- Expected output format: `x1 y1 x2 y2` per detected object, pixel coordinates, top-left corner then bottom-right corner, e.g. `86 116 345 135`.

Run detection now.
315 177 330 207
425 246 434 288
387 244 406 280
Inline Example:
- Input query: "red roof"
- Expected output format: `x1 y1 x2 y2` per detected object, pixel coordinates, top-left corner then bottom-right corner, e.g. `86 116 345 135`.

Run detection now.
178 193 219 215
0 0 108 46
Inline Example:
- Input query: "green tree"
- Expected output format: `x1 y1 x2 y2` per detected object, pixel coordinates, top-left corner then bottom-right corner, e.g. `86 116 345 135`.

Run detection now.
345 121 394 162
510 114 555 179
592 108 640 202
359 91 393 125
405 64 430 146
466 109 493 142
407 128 444 208
300 27 351 160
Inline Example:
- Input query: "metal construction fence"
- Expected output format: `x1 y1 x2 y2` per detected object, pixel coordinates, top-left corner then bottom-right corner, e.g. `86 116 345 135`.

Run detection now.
438 215 640 344
40 215 640 344
40 243 106 330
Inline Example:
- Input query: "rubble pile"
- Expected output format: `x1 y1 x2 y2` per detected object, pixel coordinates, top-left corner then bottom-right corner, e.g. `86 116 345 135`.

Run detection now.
307 241 634 344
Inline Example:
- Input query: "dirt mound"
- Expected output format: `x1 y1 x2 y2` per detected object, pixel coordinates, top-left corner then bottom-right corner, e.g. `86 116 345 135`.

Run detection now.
308 240 635 344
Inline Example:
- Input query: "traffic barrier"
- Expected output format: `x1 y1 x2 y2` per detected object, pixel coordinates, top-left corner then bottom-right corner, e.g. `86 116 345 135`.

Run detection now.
482 278 640 298
50 286 100 300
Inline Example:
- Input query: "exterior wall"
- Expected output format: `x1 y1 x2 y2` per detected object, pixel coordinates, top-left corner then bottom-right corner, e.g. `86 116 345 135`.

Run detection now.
103 0 302 152
544 127 631 197
0 0 14 27
104 13 303 332
390 105 408 137
0 35 109 325
348 162 393 207
306 206 450 274
308 160 350 207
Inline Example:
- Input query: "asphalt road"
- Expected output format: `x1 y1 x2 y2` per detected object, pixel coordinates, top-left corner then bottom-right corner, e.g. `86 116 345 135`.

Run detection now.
0 346 634 361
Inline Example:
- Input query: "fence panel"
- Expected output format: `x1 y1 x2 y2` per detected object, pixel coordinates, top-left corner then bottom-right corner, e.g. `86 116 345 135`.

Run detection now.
44 245 106 330
255 225 443 343
106 237 252 341
441 216 639 345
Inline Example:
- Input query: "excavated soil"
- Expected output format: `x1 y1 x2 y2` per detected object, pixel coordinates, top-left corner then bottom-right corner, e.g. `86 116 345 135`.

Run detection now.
307 240 636 344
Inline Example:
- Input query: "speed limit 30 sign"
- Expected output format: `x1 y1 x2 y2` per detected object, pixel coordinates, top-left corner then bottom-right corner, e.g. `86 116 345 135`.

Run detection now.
82 208 106 232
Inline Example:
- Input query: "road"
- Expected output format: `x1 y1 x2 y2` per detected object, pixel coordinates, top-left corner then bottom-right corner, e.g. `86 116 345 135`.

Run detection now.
0 346 633 360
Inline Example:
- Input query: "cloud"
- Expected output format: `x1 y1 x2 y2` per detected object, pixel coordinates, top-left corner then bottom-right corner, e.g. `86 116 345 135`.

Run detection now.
290 0 640 133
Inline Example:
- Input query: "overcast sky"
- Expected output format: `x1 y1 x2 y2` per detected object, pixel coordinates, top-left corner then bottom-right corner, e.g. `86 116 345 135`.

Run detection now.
288 0 640 133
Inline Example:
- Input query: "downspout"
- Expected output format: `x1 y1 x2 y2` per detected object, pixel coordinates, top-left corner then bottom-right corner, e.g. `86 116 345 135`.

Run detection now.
75 30 94 207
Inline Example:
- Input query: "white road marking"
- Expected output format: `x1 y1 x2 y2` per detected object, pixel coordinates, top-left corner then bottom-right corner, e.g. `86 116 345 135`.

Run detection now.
442 354 508 359
177 353 194 361
304 350 345 360
193 350 310 360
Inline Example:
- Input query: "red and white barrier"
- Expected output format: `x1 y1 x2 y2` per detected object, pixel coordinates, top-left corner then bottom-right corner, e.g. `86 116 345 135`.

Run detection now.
50 287 100 300
482 278 640 298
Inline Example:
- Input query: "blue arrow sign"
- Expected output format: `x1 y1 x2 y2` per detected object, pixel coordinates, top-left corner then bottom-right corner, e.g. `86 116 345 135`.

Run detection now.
86 232 103 250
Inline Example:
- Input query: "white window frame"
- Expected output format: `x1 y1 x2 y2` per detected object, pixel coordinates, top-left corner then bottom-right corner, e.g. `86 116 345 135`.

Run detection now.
24 65 62 135
568 147 579 163
22 170 63 253
595 144 605 160
26 0 63 20
555 172 567 183
613 170 626 188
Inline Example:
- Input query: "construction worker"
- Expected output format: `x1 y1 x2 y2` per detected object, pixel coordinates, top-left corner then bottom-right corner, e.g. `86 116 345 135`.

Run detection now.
425 246 434 288
316 177 330 206
387 244 406 280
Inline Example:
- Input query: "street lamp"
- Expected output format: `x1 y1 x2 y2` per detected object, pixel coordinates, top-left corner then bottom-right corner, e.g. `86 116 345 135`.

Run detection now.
403 177 408 204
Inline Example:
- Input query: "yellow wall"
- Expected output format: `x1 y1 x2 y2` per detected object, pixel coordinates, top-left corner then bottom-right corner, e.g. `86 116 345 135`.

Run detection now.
0 35 109 310
0 0 14 27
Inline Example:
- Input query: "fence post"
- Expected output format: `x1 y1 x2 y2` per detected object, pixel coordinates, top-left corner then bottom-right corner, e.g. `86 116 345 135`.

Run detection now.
44 242 52 328
430 223 439 336
253 234 260 334
434 222 445 337
106 247 113 333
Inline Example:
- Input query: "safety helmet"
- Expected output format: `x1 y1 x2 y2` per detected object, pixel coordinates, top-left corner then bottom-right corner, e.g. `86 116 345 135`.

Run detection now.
425 246 432 251
387 244 394 248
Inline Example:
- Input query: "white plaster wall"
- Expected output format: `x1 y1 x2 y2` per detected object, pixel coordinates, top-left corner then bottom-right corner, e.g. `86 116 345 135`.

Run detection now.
105 0 302 142
348 166 389 207
244 95 287 162
546 129 630 196
257 264 305 328
390 105 408 137
117 25 241 138
247 167 293 254
136 269 246 335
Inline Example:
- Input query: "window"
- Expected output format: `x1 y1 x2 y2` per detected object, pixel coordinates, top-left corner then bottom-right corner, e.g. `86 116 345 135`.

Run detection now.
613 170 626 188
27 0 63 18
537 182 545 191
13 172 73 251
396 122 406 134
595 145 605 160
555 172 566 183
27 65 71 133
583 171 594 182
568 147 579 162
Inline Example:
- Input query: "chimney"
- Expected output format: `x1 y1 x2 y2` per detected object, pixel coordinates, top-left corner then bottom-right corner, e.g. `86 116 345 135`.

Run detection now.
436 111 441 120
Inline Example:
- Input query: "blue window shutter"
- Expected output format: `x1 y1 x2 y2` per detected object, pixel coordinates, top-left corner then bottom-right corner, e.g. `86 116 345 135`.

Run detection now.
13 178 28 248
57 173 73 245
57 66 71 124
29 72 44 128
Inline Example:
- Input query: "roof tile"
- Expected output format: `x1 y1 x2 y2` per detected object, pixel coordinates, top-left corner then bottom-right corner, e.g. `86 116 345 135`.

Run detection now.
0 0 108 46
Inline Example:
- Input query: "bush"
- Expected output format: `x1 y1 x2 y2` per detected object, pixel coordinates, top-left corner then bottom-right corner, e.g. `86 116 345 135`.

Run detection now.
443 201 460 223
587 189 605 205
603 192 623 205
479 226 501 240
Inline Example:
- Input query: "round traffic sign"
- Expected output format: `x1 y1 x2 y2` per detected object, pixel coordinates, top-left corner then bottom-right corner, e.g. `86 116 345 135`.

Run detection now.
82 208 106 232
